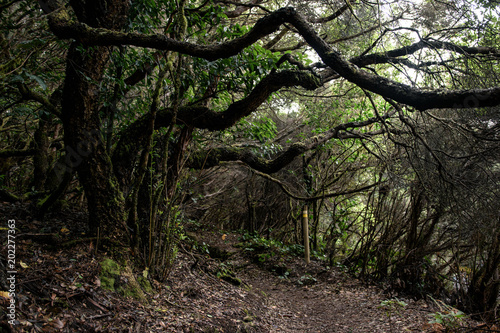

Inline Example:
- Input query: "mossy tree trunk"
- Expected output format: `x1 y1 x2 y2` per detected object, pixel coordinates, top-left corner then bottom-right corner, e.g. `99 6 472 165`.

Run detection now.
57 0 130 244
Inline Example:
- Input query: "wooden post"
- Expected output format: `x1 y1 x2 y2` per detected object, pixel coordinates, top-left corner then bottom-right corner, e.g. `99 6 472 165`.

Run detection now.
302 204 310 264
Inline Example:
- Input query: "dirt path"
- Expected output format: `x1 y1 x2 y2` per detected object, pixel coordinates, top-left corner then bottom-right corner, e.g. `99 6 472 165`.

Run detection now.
192 229 439 333
6 203 482 332
241 264 432 332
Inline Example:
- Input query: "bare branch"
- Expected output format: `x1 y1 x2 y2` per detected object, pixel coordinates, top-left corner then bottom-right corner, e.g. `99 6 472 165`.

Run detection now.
0 149 36 158
242 162 381 201
222 0 268 18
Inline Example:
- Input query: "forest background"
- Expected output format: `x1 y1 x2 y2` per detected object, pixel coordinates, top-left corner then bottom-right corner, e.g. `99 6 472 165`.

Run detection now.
1 0 499 323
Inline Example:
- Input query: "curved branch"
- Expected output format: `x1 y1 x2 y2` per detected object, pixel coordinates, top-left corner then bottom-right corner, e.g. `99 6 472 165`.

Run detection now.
187 128 385 174
284 12 500 110
351 39 500 68
187 110 394 174
48 7 290 61
242 165 380 201
320 38 499 83
222 0 267 18
48 6 500 110
112 69 321 178
188 142 309 174
16 83 61 118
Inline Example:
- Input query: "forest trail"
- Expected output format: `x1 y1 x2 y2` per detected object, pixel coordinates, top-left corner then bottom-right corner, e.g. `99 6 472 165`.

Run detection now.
4 203 486 332
240 263 441 332
194 227 437 333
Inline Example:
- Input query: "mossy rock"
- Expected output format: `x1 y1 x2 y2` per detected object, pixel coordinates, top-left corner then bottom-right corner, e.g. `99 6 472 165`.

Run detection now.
99 258 148 301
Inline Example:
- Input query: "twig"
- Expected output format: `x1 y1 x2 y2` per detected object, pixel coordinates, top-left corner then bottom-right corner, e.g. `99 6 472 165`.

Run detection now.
85 313 112 320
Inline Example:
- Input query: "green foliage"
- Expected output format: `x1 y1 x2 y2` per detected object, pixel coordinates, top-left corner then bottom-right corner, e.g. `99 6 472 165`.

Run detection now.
238 231 305 259
189 45 282 107
188 4 228 38
379 298 408 316
238 116 277 143
10 70 47 91
128 0 175 34
297 274 317 285
429 309 466 330
216 262 242 286
1 0 499 321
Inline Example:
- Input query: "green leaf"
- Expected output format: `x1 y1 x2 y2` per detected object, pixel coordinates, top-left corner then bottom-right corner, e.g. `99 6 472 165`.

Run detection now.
26 72 47 90
10 75 25 83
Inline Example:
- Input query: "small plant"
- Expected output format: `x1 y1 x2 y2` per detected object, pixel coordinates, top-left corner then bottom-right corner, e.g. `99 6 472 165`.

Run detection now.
256 252 272 263
378 298 407 333
379 298 408 315
428 298 466 331
297 274 317 285
196 242 210 255
239 231 307 259
215 263 241 286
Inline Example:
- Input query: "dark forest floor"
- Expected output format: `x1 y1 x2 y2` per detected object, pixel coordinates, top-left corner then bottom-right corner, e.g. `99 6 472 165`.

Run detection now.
1 202 497 332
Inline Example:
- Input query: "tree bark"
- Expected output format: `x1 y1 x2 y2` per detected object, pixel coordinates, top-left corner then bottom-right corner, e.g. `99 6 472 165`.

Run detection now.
61 42 127 242
56 0 130 244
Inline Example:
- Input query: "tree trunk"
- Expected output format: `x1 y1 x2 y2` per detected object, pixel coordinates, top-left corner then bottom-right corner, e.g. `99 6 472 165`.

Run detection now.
61 42 127 243
33 116 50 191
54 0 130 245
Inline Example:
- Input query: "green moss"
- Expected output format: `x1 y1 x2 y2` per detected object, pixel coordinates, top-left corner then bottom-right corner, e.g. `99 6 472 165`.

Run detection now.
99 258 148 302
36 194 51 208
55 199 68 210
137 276 153 293
119 265 147 301
220 274 242 286
117 285 139 298
99 258 121 291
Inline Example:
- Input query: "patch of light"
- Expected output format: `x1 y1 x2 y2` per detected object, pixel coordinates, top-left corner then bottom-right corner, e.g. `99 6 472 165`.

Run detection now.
280 101 300 115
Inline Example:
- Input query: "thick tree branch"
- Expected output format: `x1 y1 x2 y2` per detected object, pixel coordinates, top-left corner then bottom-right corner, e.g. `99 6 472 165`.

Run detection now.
284 12 500 110
47 7 289 61
350 39 500 68
0 148 36 158
47 7 500 111
187 111 394 174
186 129 384 173
112 69 321 178
320 39 496 83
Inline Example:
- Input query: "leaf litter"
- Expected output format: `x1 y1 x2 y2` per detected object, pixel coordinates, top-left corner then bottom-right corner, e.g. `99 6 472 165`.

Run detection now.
1 202 495 332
